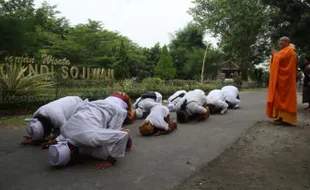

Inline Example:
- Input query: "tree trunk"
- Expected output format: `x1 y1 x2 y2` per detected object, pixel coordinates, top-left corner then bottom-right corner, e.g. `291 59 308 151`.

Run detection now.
200 46 208 84
239 59 249 81
241 69 248 81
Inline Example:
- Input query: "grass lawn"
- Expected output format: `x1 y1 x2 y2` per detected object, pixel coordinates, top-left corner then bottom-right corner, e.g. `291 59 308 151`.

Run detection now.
0 114 32 129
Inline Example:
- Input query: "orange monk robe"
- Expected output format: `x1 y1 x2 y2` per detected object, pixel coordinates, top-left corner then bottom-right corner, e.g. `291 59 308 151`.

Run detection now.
266 46 298 124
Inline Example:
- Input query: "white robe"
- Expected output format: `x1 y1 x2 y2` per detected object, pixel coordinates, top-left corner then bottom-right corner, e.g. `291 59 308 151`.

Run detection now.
175 89 208 115
78 129 128 160
145 105 170 130
133 92 162 112
221 85 240 107
57 98 129 159
32 96 83 137
167 90 187 112
206 89 228 114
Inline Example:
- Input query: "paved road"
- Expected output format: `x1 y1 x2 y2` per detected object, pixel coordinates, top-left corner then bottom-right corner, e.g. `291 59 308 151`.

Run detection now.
0 89 268 190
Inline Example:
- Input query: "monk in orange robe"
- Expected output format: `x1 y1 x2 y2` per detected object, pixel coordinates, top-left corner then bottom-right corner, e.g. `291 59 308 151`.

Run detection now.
266 36 298 125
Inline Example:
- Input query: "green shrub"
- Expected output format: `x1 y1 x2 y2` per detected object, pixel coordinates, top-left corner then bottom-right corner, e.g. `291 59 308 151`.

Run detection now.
142 77 163 89
248 68 269 87
0 80 231 112
57 79 115 88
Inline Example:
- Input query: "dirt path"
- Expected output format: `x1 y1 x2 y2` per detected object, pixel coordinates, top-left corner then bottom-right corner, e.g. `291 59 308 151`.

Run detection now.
175 109 310 190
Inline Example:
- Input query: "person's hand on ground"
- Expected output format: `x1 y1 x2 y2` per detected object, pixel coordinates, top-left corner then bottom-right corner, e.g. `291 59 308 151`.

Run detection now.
93 161 114 170
233 105 240 109
191 119 199 123
40 139 57 149
154 128 172 136
169 119 177 130
20 136 33 145
20 136 46 146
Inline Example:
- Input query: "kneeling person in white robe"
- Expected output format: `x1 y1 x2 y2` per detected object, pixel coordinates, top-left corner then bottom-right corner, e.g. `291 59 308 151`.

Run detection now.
42 92 135 149
167 90 187 112
221 85 240 109
47 98 133 169
206 89 229 115
175 89 210 123
133 91 162 119
21 96 83 146
139 105 177 136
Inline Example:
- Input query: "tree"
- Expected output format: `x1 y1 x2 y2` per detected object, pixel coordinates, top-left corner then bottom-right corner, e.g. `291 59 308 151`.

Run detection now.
184 45 223 80
0 0 36 55
155 45 176 80
189 0 269 80
169 22 206 79
261 0 310 54
113 39 130 79
145 42 161 77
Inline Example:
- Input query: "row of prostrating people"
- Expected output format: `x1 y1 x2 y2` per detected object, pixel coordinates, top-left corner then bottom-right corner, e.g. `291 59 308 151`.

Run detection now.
21 85 240 169
127 85 240 136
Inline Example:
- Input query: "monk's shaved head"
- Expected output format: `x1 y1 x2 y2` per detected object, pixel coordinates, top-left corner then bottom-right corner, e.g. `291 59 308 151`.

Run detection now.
280 36 290 42
279 36 291 49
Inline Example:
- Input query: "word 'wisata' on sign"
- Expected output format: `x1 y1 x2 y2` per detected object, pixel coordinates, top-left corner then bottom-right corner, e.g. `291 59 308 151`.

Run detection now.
42 55 71 66
28 64 114 80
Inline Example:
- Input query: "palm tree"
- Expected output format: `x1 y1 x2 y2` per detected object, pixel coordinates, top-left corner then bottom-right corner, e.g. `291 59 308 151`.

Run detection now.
0 61 55 101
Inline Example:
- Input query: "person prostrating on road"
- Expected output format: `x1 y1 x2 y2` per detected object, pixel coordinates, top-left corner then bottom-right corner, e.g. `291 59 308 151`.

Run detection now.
139 105 177 136
167 90 187 112
132 91 162 119
205 89 229 115
46 92 133 170
175 89 210 123
221 85 241 109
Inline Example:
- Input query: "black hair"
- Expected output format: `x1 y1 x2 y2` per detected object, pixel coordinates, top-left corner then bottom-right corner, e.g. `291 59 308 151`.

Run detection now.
142 111 150 118
36 115 53 138
176 110 189 123
67 143 82 166
226 101 234 109
180 99 188 110
208 104 222 114
305 56 310 62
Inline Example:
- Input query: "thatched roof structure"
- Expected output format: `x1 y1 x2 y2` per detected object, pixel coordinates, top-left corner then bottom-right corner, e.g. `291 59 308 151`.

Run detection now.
221 60 239 70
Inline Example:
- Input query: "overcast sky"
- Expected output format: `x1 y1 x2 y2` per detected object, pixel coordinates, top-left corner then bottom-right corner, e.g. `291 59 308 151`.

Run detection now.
34 0 218 48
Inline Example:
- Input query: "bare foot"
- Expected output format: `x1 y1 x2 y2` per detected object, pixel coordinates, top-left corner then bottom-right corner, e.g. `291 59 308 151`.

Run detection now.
273 120 284 125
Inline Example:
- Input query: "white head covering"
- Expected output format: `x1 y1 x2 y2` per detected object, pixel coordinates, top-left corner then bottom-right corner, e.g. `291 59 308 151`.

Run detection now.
26 119 44 140
48 142 71 166
167 102 176 112
135 108 143 119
